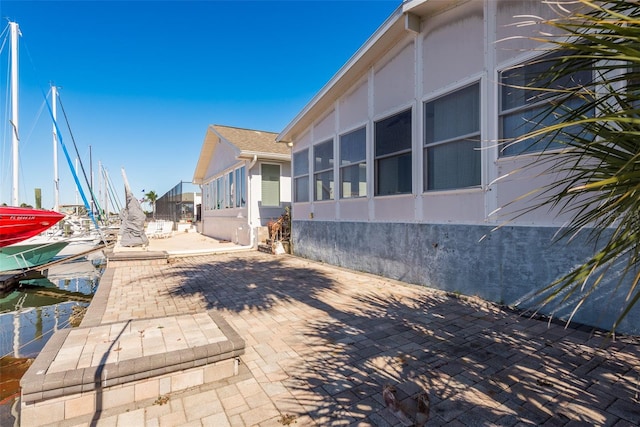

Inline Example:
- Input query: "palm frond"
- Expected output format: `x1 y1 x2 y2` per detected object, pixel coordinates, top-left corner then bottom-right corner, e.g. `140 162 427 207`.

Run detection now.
503 0 640 333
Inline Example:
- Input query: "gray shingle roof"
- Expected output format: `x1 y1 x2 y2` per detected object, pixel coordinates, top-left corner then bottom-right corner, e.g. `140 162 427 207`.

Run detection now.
212 125 290 155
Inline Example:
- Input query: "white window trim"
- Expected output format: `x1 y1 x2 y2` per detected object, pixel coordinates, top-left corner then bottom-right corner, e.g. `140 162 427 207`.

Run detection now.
313 139 334 202
293 148 310 203
373 106 414 197
338 125 367 199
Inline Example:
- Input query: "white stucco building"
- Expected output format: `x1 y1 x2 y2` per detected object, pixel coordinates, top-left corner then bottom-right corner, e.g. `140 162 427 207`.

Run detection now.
193 125 291 246
276 0 639 333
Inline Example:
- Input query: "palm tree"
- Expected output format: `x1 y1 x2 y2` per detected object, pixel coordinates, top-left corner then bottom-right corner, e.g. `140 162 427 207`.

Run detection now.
503 0 640 333
144 190 158 220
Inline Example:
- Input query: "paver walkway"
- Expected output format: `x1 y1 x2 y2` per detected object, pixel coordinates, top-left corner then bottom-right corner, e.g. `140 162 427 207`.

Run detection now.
69 251 640 426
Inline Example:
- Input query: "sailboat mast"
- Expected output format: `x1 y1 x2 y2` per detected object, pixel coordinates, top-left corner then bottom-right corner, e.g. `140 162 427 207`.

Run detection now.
52 85 60 211
89 145 94 214
10 21 20 207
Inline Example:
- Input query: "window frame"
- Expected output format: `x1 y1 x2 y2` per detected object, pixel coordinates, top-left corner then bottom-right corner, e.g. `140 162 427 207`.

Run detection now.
423 82 481 192
227 170 234 208
293 149 310 203
313 139 334 201
235 166 246 208
499 50 594 157
339 126 367 199
374 108 413 197
261 163 281 207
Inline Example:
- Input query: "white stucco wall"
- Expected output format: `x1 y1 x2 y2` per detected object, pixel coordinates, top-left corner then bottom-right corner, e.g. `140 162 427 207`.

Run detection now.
373 42 415 117
201 155 250 245
290 0 574 227
284 0 640 334
200 142 291 245
422 1 484 94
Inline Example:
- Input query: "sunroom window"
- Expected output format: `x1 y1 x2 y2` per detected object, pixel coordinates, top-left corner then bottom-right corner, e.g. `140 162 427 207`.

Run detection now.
293 149 309 203
499 51 593 156
424 83 481 191
340 127 367 198
375 109 412 196
235 166 246 207
314 139 334 201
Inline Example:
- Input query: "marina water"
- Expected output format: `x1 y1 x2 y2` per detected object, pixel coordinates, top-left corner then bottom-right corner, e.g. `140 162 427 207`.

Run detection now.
0 256 104 426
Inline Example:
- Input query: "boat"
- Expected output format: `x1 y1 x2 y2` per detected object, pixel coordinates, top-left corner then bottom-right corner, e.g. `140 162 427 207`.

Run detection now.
0 22 68 272
0 206 65 248
119 168 148 247
0 241 69 271
21 223 107 261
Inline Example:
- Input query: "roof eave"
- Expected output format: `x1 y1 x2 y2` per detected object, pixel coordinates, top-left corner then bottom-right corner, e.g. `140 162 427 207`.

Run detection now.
192 125 219 183
238 151 291 162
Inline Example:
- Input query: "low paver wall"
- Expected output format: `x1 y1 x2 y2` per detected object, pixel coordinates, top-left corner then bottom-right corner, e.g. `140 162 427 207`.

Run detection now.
20 311 244 426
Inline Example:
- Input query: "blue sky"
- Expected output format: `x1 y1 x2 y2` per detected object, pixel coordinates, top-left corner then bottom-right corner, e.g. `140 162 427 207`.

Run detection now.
0 0 399 211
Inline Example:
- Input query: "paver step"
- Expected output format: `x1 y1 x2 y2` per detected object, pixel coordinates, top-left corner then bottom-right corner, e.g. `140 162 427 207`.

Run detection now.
20 311 245 426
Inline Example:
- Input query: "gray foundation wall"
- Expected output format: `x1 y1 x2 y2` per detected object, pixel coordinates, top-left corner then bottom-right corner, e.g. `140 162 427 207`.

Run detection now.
292 220 639 335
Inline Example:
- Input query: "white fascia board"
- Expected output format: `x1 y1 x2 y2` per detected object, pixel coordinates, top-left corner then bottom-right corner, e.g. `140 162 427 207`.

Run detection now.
238 152 291 162
193 126 217 184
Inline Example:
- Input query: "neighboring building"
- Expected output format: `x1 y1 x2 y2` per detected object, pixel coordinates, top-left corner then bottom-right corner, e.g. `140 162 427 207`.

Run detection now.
154 181 201 223
277 0 639 333
193 125 291 246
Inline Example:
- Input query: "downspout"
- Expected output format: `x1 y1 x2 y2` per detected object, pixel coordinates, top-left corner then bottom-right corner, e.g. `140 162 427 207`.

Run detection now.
247 155 258 247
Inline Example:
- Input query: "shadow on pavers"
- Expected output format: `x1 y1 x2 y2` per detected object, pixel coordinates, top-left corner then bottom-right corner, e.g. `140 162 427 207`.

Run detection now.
152 253 640 426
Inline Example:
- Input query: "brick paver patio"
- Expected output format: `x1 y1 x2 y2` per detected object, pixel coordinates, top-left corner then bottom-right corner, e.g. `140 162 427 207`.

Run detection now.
54 251 640 426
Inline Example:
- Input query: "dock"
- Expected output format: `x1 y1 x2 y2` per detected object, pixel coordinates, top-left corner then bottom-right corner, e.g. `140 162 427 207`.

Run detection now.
0 269 44 293
19 232 253 426
0 243 110 294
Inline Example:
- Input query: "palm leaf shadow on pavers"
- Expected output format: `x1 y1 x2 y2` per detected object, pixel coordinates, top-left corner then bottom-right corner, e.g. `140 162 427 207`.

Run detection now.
155 253 640 426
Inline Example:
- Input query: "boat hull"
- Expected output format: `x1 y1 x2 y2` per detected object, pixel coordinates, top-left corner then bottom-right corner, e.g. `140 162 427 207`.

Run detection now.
0 207 65 248
0 242 69 272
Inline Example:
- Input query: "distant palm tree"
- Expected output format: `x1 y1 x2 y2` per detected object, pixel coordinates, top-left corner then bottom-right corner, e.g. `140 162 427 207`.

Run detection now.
503 0 640 333
144 190 158 220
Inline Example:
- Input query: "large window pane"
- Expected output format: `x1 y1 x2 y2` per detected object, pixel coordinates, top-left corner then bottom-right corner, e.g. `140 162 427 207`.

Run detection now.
227 171 234 208
214 180 218 209
376 152 412 196
314 140 333 171
424 83 481 191
238 166 246 207
341 163 366 198
375 109 412 157
340 127 366 165
216 178 223 209
501 52 592 111
375 109 412 196
314 140 333 201
499 51 593 156
425 140 481 190
425 85 479 145
314 170 333 201
294 149 309 177
340 127 366 199
293 149 310 203
294 176 309 202
262 164 280 207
